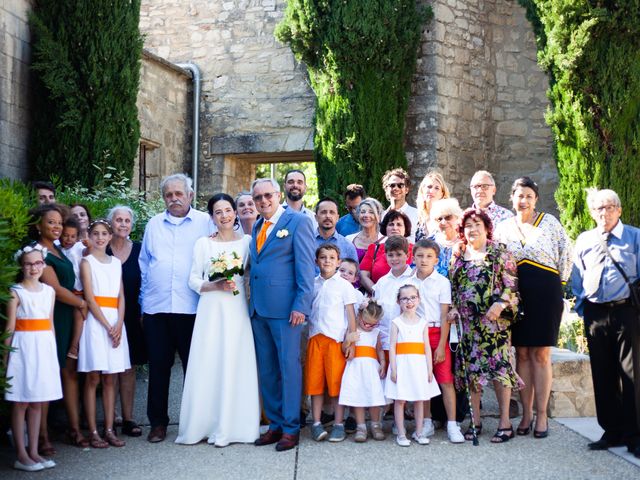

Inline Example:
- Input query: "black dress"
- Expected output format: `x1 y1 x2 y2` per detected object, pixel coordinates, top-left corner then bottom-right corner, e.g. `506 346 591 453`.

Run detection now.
108 242 147 365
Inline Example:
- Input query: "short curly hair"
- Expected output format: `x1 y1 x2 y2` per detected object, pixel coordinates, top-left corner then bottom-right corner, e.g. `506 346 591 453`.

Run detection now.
458 208 494 242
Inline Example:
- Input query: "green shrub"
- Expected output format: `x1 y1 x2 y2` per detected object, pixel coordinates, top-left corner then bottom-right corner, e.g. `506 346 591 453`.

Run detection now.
275 1 432 203
53 166 165 241
0 179 32 414
29 1 143 188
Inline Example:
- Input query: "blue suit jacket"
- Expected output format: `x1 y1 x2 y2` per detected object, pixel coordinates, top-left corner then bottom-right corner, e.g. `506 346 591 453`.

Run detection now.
249 208 316 319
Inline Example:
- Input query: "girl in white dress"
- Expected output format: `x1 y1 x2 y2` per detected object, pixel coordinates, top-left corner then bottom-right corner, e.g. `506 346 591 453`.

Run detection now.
339 300 387 442
385 285 440 447
176 193 259 447
5 244 61 471
78 220 129 448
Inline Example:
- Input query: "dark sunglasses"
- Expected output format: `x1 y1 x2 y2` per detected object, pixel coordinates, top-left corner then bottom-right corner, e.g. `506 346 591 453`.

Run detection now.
386 182 405 190
252 191 278 202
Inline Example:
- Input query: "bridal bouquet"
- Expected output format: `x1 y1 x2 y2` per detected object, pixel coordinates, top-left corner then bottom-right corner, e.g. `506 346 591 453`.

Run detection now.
208 251 244 295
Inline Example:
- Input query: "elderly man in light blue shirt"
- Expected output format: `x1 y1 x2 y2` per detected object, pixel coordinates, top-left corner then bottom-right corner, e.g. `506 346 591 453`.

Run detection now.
571 188 640 456
314 198 358 274
139 173 212 443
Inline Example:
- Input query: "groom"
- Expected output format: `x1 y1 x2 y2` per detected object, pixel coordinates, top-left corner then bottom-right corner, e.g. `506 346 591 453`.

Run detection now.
249 178 315 451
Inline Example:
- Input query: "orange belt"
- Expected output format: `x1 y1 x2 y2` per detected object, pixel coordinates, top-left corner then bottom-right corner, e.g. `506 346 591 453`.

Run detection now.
396 342 425 355
95 296 118 308
15 319 51 331
354 346 377 359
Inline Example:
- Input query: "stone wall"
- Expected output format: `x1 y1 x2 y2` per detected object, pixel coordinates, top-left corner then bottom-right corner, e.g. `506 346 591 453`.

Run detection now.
134 50 192 195
408 0 556 211
139 0 314 197
0 0 33 180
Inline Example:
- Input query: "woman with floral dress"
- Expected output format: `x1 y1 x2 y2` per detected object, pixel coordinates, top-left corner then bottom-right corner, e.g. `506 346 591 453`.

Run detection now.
448 208 523 444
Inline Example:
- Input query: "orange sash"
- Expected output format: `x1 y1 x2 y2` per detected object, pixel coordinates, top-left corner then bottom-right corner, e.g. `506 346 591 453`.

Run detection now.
95 296 118 308
354 346 377 359
15 319 51 331
396 342 425 355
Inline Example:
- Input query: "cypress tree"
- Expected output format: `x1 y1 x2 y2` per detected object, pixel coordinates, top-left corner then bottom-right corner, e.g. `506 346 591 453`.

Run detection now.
518 0 640 238
275 1 431 202
29 1 143 187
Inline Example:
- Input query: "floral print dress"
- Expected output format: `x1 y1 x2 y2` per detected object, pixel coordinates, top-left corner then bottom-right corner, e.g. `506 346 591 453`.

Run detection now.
449 240 524 392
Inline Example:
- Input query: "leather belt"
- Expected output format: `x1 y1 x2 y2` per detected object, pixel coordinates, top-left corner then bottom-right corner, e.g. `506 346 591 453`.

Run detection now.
598 298 629 308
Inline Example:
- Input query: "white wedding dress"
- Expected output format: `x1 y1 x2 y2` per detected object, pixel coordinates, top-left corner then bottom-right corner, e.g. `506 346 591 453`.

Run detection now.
175 235 260 446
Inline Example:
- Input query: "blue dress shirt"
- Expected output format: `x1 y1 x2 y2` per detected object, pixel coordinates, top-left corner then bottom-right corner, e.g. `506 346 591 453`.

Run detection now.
139 208 213 315
571 221 640 316
336 213 361 237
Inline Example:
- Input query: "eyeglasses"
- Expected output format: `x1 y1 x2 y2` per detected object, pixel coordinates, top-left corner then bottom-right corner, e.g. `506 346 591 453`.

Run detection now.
470 183 493 191
435 214 454 223
591 204 617 213
399 295 419 303
23 261 46 268
386 183 405 190
252 191 278 202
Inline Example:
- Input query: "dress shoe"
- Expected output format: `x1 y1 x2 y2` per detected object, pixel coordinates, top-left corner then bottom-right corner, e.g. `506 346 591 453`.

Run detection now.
14 460 44 472
275 433 299 451
588 434 623 450
254 429 282 446
147 425 167 443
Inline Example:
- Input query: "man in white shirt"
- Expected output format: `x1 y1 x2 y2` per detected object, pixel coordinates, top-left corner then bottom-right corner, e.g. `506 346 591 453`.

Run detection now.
469 170 513 227
139 173 212 443
381 168 419 241
283 169 318 230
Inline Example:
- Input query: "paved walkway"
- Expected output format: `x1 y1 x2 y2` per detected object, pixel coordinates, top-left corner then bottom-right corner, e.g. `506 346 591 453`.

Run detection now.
1 363 639 479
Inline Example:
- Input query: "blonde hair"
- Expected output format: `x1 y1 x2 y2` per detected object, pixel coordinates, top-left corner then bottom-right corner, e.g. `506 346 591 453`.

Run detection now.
359 300 384 321
416 171 451 226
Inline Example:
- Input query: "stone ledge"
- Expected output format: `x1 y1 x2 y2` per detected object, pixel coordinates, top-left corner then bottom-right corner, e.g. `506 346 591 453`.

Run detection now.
549 347 596 418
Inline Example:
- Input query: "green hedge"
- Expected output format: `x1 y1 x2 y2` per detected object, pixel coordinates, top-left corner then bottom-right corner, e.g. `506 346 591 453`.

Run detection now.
29 1 143 188
519 0 640 238
275 0 431 203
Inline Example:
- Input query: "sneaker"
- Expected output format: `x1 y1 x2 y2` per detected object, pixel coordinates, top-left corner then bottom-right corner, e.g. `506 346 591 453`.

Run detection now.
344 416 357 434
422 418 435 437
371 422 385 441
447 423 465 444
412 431 430 445
354 427 368 443
328 424 346 442
311 423 328 442
396 434 411 447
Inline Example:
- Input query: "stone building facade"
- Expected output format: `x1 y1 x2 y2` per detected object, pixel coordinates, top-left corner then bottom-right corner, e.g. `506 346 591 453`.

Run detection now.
1 0 33 180
135 50 192 196
140 0 557 210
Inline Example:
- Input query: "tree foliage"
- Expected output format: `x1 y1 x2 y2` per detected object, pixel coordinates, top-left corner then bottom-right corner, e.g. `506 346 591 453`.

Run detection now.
518 0 640 238
29 1 143 188
275 1 431 203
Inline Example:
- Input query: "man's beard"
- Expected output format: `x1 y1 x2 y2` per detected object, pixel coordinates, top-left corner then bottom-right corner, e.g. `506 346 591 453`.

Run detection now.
286 190 303 202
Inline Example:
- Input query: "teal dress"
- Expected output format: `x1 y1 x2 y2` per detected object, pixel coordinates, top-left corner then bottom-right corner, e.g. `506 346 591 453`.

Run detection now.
45 245 76 369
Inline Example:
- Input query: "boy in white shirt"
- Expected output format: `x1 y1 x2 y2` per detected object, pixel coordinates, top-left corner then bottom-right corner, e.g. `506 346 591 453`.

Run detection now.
306 244 357 443
373 236 414 363
410 239 464 443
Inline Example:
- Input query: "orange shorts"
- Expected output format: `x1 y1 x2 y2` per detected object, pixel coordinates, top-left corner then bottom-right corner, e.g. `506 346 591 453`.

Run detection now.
305 334 346 397
428 327 453 384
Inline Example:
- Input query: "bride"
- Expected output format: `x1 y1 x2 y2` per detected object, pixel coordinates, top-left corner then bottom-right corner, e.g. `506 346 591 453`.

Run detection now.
175 193 260 446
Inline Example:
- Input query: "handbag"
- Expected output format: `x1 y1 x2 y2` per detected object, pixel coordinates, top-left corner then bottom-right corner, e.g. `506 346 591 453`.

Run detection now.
599 236 640 310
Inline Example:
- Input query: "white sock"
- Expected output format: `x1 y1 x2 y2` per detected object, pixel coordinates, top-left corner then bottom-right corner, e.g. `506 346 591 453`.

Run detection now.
447 421 458 428
313 421 321 427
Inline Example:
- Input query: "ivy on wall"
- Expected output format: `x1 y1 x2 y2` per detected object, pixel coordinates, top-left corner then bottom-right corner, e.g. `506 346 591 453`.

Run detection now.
518 0 640 238
29 1 143 188
275 1 432 203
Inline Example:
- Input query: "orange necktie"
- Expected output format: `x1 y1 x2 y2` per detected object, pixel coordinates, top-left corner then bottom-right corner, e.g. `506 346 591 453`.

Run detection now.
256 220 272 252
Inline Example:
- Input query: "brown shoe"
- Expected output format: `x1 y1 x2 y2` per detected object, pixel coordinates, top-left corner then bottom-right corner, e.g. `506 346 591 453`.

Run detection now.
275 433 299 452
147 425 167 443
254 429 282 446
